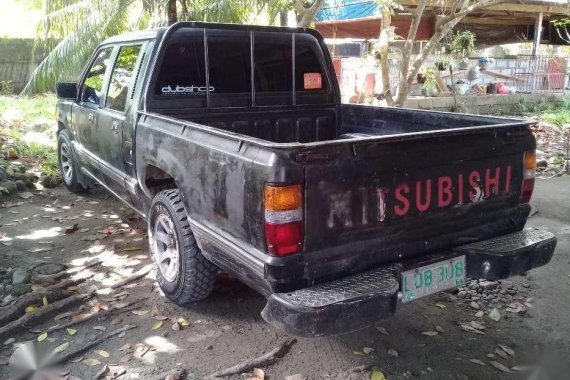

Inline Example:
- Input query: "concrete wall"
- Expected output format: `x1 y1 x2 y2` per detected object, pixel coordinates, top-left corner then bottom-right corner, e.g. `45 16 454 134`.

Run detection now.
0 39 46 93
403 93 567 114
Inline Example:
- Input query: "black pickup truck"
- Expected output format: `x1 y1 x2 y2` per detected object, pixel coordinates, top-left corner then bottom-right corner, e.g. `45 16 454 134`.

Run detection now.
55 22 556 337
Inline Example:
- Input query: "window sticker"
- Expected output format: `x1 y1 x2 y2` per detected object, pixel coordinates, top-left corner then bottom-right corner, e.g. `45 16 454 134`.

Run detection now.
161 85 214 95
303 73 322 90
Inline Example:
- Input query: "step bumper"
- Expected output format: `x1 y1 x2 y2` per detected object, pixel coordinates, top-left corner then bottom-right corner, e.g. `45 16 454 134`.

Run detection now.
261 228 556 337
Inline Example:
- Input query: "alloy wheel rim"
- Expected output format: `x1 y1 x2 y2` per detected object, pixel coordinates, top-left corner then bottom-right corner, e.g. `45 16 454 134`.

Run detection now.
60 143 73 183
153 213 180 282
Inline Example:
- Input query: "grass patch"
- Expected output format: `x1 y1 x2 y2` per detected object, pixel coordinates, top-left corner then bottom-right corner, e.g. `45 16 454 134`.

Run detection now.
0 94 57 124
1 94 59 178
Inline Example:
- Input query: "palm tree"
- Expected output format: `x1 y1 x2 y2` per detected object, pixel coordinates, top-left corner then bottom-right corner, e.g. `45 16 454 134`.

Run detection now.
21 0 295 95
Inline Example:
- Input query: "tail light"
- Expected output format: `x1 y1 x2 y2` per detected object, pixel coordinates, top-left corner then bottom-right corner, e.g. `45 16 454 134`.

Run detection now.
264 184 303 256
520 150 536 204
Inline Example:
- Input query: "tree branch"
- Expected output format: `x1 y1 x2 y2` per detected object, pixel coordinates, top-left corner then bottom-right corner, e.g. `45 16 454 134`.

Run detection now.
399 0 428 87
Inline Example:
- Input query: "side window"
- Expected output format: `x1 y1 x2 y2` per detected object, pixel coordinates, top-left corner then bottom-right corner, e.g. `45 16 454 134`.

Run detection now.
82 47 113 105
106 44 143 112
254 32 292 105
154 30 206 108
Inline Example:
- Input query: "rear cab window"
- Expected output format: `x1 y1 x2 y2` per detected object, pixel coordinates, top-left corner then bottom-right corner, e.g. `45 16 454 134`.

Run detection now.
149 28 333 109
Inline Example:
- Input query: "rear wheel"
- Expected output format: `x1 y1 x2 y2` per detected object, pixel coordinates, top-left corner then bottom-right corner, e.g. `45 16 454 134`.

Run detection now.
148 189 218 304
58 130 86 193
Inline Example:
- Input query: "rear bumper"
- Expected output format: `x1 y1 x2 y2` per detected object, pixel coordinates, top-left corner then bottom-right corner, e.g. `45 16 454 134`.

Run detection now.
261 228 556 337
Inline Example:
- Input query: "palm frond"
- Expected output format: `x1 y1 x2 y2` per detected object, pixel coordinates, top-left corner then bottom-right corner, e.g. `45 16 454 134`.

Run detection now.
23 0 135 94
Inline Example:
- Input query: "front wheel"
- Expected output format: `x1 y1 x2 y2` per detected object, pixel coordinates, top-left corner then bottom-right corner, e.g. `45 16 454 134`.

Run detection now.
58 130 86 193
148 189 218 304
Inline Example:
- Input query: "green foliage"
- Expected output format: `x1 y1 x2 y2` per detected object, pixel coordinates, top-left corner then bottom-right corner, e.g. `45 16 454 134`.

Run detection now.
422 68 437 92
449 30 475 58
0 81 15 95
23 0 292 95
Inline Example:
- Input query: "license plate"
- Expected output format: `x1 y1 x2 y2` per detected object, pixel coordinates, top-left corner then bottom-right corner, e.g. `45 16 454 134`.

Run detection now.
401 256 466 303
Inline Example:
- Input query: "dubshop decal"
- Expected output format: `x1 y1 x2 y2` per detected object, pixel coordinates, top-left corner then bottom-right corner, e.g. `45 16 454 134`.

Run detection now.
161 85 215 95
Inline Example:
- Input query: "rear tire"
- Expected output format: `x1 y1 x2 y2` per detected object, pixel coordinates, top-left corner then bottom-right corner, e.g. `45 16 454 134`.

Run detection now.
58 130 86 193
148 189 218 304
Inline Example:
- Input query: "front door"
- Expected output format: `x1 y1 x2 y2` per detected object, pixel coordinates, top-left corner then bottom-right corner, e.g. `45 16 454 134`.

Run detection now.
97 44 145 204
73 47 114 180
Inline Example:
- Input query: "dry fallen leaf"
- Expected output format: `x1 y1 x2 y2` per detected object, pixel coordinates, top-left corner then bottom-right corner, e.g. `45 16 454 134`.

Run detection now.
495 349 509 360
92 326 107 332
387 348 399 357
66 328 77 336
120 353 133 363
498 344 515 357
460 324 485 335
435 325 444 333
490 360 511 373
435 303 446 309
65 224 79 234
18 192 33 199
247 368 265 380
152 315 169 321
42 296 49 306
54 311 73 321
376 326 389 336
469 321 485 330
96 350 110 358
54 342 70 354
371 370 387 380
132 310 149 316
152 321 163 330
177 317 190 327
171 322 181 331
70 356 84 363
421 331 438 336
37 332 48 342
363 347 374 354
353 351 364 356
25 305 39 313
95 365 110 379
82 358 101 366
470 359 487 366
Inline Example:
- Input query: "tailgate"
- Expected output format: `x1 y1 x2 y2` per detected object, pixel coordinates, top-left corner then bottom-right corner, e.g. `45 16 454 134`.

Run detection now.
301 125 535 280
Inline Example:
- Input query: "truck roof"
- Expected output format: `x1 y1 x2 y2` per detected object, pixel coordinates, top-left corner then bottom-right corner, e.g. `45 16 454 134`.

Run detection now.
100 22 319 45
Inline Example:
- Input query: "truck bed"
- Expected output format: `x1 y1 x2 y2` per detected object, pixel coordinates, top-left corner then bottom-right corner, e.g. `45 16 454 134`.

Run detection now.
157 104 527 144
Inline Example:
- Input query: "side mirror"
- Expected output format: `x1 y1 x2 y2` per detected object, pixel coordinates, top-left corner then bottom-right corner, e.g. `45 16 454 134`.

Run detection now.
56 82 78 100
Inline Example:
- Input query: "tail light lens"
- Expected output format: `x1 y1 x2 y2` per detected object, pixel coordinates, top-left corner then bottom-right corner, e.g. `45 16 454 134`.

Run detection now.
520 150 536 204
264 184 303 256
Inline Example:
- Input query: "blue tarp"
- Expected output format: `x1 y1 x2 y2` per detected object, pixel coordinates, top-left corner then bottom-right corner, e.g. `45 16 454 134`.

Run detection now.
315 0 380 22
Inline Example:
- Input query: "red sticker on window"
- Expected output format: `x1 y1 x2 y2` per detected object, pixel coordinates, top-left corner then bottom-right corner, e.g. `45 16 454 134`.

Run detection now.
304 73 322 90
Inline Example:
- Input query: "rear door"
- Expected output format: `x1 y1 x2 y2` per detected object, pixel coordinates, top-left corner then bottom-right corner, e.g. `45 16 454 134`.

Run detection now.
97 43 145 204
72 47 114 180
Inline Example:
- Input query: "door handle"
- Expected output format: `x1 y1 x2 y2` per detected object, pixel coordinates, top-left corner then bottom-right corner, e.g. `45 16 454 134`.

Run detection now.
88 113 95 123
112 121 120 134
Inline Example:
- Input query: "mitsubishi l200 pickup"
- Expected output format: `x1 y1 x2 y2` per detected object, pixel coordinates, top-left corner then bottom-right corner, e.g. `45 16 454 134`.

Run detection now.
55 22 556 337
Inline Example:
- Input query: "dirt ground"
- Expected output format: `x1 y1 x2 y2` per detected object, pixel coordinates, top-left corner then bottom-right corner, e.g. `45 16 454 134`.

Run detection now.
0 177 569 380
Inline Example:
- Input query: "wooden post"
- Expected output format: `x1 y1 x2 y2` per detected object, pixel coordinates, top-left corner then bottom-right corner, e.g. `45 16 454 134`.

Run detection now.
532 12 543 56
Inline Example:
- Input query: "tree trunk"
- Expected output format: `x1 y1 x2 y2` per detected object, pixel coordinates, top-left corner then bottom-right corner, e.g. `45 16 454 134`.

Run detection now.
378 6 394 105
295 0 324 28
167 0 177 26
179 0 188 20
